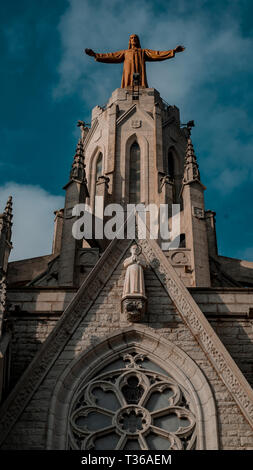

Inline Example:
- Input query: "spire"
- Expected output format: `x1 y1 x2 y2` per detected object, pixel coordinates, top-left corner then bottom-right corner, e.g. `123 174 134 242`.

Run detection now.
70 139 87 183
183 131 200 183
60 139 89 286
4 196 13 226
0 196 13 278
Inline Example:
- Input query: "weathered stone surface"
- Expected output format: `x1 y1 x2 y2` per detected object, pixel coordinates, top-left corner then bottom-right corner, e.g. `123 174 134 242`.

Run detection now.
1 246 253 450
1 85 253 451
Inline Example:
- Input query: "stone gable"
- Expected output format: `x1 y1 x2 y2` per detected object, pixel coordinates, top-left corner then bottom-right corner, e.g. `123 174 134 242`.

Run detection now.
1 236 253 449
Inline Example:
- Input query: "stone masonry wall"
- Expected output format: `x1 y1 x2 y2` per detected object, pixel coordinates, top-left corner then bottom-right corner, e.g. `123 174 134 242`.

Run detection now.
191 289 253 388
2 260 253 450
6 289 76 389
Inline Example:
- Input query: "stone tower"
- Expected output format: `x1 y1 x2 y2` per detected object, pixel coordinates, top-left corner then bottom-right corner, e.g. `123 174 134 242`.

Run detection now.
0 81 253 450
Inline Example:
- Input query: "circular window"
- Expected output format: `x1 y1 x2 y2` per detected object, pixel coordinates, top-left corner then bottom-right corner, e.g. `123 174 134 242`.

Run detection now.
68 353 196 450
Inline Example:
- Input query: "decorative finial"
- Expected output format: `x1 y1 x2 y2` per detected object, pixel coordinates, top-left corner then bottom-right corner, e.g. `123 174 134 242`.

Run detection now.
183 126 200 183
186 120 195 136
4 196 13 224
77 120 89 141
70 139 87 183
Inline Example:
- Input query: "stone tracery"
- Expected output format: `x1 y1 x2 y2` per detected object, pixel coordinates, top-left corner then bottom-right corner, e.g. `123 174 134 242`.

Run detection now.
69 352 196 450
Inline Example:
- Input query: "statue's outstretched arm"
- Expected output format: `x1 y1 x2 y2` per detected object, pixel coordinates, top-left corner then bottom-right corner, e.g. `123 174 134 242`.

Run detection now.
145 45 185 62
85 48 125 63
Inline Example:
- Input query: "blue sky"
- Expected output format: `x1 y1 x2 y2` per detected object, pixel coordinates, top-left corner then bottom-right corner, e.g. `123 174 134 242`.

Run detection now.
0 0 252 261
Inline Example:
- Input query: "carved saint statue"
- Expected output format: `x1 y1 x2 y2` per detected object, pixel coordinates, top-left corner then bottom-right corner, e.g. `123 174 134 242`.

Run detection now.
122 244 147 299
85 34 185 88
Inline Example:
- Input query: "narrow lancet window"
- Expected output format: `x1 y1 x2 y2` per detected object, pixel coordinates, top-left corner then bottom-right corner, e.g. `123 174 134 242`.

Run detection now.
95 153 103 195
96 153 103 182
129 142 141 203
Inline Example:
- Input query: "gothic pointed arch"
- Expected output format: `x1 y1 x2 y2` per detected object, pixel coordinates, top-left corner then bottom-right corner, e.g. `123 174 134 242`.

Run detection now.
95 152 103 186
124 134 149 204
165 146 184 203
87 146 104 209
47 326 218 450
129 141 141 203
166 146 182 177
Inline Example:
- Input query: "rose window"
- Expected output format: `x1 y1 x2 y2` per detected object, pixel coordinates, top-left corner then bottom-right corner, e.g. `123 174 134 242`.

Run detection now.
68 353 196 450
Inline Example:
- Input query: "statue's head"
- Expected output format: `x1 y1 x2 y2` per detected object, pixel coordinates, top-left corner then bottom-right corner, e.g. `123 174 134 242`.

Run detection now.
130 244 142 256
128 34 141 49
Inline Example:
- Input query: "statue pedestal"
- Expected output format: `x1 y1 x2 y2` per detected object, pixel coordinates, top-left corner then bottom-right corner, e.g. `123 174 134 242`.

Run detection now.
121 295 147 323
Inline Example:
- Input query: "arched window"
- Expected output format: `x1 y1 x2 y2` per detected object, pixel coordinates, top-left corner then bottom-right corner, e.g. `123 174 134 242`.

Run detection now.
129 142 140 203
47 328 218 450
168 150 174 179
95 153 103 182
95 153 103 194
68 351 196 450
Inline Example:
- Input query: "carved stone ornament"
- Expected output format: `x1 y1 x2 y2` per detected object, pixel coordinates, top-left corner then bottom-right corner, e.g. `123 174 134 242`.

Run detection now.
160 174 173 190
69 352 196 450
79 249 99 267
122 297 146 322
122 244 147 322
0 275 7 313
192 206 204 219
170 251 189 265
131 119 142 128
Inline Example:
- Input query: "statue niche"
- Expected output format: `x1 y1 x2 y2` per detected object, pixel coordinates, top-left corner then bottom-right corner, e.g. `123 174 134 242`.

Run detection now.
122 244 147 322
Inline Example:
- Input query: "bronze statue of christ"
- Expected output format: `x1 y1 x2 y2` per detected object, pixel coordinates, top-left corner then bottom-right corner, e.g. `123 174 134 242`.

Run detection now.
85 34 185 88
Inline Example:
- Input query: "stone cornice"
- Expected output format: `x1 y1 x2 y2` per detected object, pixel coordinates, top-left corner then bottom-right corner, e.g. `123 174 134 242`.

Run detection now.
182 180 206 190
62 178 89 191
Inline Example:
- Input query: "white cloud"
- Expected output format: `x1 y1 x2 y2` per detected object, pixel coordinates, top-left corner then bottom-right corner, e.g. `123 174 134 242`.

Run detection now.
0 183 64 262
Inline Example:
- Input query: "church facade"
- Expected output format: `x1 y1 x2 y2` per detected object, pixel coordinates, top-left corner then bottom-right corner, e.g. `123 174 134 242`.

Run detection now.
0 85 253 450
